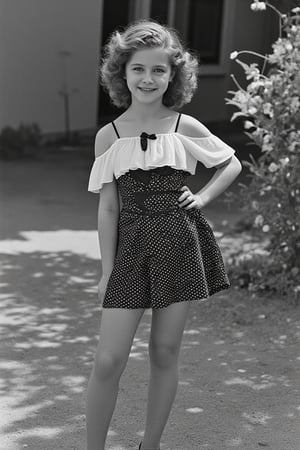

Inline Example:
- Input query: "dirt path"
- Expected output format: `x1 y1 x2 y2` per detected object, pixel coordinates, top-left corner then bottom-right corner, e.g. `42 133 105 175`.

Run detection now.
0 151 299 450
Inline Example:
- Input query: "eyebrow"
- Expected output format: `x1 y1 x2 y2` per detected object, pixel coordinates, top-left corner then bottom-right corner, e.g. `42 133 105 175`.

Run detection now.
129 63 168 68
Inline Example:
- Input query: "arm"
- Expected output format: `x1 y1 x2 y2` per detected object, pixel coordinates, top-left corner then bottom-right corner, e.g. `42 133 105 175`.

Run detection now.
178 113 242 209
179 156 241 210
98 178 120 278
92 123 120 277
195 155 242 207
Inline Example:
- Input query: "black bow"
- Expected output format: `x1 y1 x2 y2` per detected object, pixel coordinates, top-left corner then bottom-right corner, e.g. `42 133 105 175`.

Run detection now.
140 132 157 151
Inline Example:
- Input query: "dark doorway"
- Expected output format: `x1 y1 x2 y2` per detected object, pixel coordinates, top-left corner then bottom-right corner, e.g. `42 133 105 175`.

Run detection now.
150 0 169 23
97 0 131 126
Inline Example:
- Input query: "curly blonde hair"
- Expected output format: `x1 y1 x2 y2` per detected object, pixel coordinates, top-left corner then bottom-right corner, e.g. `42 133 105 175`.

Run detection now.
100 20 199 109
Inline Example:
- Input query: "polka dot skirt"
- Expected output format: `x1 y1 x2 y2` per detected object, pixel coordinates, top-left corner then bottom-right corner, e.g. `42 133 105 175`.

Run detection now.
103 167 230 309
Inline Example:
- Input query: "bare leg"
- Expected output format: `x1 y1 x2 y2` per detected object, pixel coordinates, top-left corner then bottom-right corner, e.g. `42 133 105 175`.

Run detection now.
86 307 144 450
141 302 191 450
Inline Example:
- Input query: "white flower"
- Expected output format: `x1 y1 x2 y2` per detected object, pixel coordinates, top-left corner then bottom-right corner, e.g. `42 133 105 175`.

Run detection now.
262 143 273 152
263 103 274 117
248 106 257 115
279 157 289 167
244 120 254 129
269 162 279 173
246 67 260 80
285 41 293 52
230 51 239 60
292 7 300 13
290 97 300 113
250 80 265 90
254 215 264 227
251 1 266 11
235 91 249 104
262 224 270 232
288 142 297 152
271 40 286 60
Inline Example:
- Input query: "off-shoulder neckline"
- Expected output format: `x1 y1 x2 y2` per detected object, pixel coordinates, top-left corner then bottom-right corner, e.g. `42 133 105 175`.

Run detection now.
95 132 214 160
115 132 211 141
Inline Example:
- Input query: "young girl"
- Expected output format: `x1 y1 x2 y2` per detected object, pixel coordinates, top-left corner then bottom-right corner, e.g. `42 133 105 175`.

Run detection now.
86 20 241 450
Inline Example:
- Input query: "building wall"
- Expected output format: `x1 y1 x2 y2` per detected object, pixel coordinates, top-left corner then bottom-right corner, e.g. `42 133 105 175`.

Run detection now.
0 0 282 133
0 0 102 133
183 0 272 123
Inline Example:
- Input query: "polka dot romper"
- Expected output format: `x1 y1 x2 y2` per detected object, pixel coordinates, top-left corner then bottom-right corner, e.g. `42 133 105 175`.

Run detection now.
88 114 236 309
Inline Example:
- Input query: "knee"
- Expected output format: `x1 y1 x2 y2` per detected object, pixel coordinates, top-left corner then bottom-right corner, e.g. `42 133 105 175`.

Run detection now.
149 341 179 369
93 351 124 382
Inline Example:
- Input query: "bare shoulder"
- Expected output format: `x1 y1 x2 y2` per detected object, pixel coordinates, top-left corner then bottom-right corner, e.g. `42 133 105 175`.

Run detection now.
94 122 118 158
178 113 211 138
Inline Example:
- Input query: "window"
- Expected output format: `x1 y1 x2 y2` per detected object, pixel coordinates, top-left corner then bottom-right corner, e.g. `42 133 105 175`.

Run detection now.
149 0 225 65
187 0 224 64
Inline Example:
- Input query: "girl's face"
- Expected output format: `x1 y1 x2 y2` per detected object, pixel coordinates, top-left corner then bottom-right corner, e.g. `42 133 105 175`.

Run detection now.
125 47 173 106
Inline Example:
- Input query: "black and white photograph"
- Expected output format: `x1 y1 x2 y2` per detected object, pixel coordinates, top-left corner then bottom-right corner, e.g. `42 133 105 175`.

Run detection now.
0 1 300 449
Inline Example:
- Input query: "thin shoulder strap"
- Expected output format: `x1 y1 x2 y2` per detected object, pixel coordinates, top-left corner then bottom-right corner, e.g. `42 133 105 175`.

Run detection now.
111 121 120 139
174 113 182 132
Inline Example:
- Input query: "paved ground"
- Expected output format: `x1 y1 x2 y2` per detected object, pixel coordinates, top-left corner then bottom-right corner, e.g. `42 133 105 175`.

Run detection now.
0 148 299 450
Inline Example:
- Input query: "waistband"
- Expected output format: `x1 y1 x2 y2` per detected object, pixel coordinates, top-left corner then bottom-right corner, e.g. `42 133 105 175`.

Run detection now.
122 189 182 216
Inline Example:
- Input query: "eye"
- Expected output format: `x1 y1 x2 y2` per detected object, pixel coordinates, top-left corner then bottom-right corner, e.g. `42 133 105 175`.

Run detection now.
132 66 143 72
154 68 165 73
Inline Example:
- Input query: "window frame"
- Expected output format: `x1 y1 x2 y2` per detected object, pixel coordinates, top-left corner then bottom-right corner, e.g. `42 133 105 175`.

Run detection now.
129 0 235 77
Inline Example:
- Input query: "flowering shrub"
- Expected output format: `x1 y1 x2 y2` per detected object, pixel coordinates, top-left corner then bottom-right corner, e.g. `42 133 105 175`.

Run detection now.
226 1 300 301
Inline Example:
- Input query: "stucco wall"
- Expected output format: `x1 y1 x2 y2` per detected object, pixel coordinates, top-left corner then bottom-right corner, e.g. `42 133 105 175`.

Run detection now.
0 0 280 132
183 0 273 123
0 0 102 133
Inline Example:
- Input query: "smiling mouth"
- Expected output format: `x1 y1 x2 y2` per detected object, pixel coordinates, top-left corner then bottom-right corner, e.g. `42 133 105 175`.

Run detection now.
138 87 157 92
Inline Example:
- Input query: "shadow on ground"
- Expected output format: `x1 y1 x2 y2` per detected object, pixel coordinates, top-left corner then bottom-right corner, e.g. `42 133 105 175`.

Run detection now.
0 250 99 449
1 247 300 450
1 149 300 449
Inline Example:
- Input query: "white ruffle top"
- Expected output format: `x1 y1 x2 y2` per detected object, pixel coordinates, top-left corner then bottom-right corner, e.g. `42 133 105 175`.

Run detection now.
88 132 235 193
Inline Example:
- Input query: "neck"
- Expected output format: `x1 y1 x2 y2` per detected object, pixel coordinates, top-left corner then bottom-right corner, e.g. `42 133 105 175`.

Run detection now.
127 99 167 121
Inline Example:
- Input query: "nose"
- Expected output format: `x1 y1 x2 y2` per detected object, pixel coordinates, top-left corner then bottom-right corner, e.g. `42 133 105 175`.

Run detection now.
142 70 154 83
